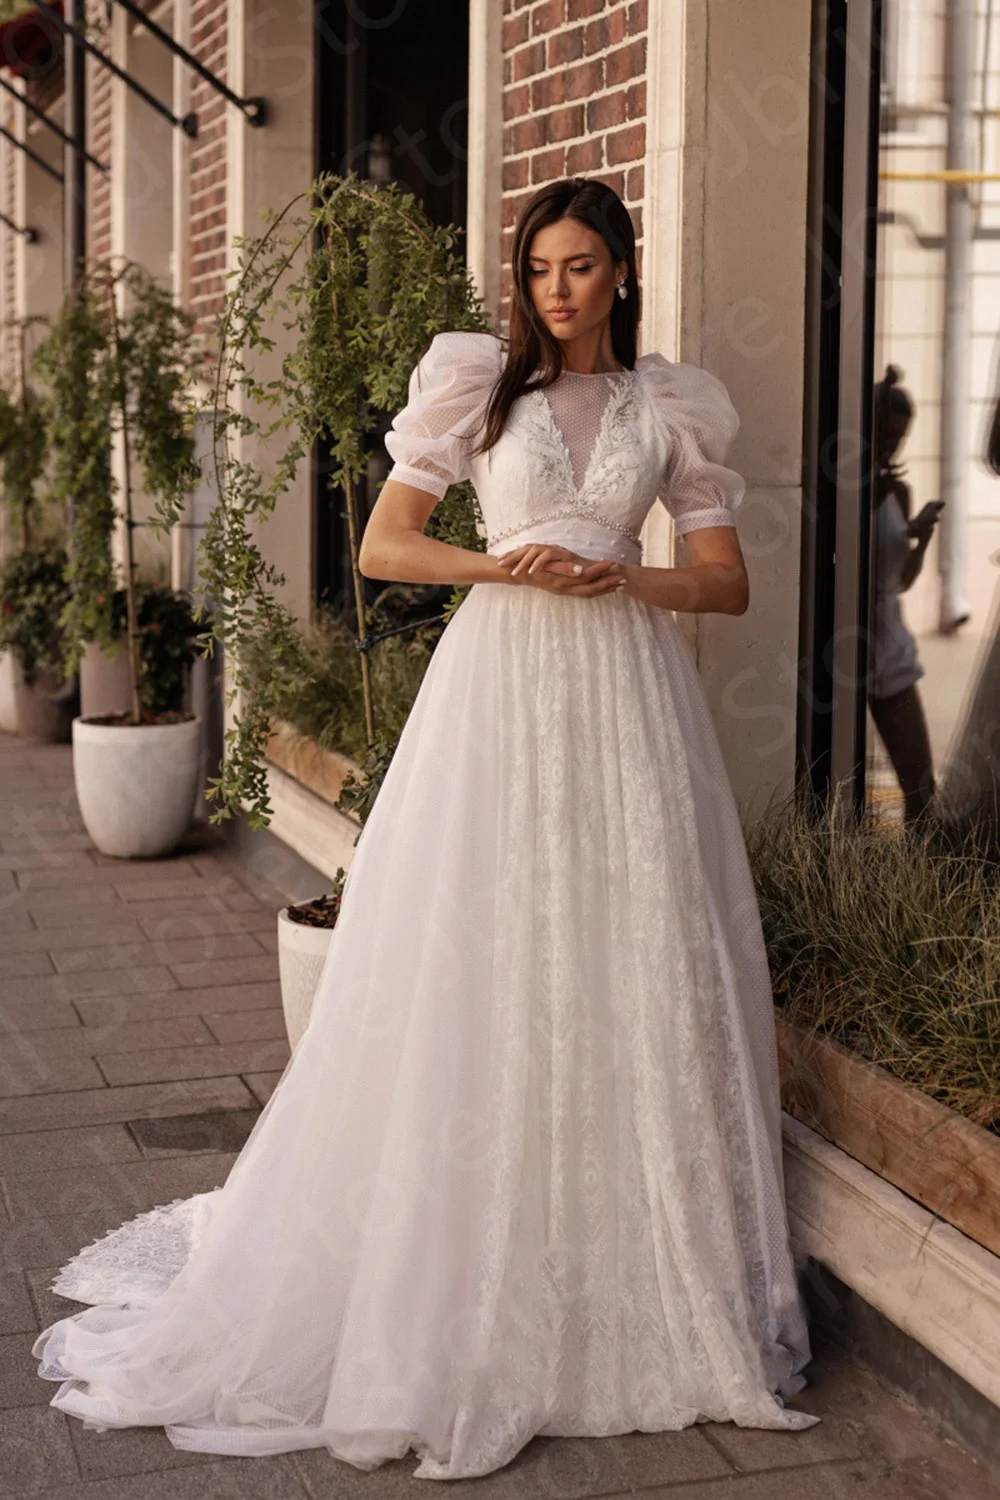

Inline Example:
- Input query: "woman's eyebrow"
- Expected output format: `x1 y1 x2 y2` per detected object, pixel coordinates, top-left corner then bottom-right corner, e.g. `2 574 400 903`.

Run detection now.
527 252 598 264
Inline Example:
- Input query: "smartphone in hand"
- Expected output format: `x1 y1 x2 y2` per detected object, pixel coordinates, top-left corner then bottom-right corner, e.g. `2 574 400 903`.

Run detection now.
910 500 945 530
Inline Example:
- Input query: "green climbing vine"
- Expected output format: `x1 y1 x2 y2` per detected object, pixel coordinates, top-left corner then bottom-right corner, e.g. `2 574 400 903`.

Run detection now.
202 169 492 828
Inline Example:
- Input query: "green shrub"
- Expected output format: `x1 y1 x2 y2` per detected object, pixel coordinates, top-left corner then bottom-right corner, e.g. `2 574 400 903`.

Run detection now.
255 586 442 765
101 584 204 718
0 545 70 683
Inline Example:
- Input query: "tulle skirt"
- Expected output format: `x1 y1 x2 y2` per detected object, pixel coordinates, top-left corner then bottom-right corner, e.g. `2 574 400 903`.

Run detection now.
32 580 818 1480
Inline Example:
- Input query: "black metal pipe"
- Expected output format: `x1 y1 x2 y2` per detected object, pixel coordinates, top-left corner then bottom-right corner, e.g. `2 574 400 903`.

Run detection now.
112 0 266 125
63 0 86 286
0 121 63 183
0 209 37 244
32 1 198 138
0 72 107 173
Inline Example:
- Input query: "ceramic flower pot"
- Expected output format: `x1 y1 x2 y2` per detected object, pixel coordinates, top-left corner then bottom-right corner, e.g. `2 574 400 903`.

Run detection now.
72 715 203 858
277 907 336 1049
0 651 71 741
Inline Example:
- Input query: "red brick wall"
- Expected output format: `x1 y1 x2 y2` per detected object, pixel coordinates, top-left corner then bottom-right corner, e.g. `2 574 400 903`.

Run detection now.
500 0 647 327
79 0 228 345
188 0 228 345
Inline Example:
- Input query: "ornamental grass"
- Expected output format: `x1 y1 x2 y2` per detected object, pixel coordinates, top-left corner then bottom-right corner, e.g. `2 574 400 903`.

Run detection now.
746 790 1000 1132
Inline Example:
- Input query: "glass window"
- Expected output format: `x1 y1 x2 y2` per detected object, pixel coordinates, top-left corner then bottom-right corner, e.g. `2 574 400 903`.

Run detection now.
314 1 470 617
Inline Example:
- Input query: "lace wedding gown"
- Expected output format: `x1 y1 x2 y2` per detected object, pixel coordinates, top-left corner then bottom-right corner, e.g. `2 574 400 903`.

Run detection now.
32 331 818 1479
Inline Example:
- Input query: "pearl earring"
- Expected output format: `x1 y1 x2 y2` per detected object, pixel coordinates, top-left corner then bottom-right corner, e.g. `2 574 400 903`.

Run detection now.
617 282 627 300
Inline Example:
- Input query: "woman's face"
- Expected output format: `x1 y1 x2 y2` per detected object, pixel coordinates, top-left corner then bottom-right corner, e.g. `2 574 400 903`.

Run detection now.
525 218 627 349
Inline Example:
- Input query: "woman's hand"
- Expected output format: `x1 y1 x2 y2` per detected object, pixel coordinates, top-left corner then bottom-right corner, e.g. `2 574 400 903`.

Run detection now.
493 544 626 597
907 506 942 546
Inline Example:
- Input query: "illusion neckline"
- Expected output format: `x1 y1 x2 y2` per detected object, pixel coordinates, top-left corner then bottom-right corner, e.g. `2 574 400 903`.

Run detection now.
556 366 632 378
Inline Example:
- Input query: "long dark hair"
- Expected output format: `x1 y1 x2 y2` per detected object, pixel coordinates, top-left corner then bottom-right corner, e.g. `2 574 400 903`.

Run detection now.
470 177 640 459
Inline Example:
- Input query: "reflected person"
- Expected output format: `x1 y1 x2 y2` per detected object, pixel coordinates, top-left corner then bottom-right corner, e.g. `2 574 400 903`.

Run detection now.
869 364 943 825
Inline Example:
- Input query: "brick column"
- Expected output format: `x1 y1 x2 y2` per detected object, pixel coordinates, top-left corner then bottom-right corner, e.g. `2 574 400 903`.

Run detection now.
500 0 647 328
189 0 229 347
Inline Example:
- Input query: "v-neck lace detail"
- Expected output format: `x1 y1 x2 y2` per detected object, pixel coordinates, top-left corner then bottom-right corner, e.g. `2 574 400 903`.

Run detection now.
538 370 635 493
482 371 646 553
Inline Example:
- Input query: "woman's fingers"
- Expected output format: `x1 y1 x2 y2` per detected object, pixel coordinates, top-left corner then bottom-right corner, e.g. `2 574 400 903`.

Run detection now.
507 546 548 577
530 556 621 579
525 547 560 575
493 546 625 596
573 575 627 596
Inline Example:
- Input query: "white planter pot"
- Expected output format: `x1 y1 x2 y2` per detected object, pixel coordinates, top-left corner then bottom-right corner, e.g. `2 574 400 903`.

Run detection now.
72 715 203 858
277 907 335 1049
0 651 70 741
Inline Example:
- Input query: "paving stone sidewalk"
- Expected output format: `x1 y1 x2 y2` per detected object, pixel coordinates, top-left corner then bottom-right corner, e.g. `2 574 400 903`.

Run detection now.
0 732 996 1499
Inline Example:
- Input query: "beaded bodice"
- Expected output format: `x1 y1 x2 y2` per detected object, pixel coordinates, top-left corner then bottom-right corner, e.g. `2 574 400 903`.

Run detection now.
383 331 746 566
481 368 646 559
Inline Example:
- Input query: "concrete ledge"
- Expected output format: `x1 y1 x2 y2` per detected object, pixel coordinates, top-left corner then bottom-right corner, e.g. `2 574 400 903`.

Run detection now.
783 1113 1000 1412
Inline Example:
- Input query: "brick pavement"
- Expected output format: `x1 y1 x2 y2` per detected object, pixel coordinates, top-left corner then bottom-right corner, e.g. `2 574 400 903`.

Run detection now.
0 732 996 1498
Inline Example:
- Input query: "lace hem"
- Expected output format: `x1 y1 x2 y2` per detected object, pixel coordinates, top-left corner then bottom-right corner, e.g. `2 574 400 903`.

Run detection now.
49 1189 221 1308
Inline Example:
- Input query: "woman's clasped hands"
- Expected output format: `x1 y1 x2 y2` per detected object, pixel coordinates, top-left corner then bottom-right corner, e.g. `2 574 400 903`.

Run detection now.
494 543 627 597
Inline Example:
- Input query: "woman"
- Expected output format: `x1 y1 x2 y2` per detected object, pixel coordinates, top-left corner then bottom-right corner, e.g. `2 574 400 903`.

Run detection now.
869 365 941 825
32 178 818 1479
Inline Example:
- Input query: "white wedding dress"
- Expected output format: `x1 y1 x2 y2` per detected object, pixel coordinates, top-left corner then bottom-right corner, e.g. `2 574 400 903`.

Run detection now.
32 331 819 1479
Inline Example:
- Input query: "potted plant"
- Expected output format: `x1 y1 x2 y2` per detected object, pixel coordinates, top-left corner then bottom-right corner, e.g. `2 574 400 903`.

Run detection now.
0 341 75 739
34 260 204 858
202 168 490 827
0 543 73 739
200 171 491 1038
276 733 398 1048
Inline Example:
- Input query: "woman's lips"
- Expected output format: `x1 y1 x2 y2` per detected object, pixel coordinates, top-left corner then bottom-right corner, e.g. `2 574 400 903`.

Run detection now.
548 309 576 321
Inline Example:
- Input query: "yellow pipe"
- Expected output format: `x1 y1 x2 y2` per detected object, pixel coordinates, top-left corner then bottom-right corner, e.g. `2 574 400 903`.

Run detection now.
880 169 1000 181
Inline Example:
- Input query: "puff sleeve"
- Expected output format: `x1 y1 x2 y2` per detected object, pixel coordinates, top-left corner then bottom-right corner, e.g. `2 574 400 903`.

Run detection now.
383 331 502 499
641 355 746 534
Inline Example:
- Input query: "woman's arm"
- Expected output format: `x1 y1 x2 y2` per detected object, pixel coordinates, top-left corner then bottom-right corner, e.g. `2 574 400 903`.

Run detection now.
899 532 932 592
885 475 935 592
359 478 508 585
615 526 750 615
358 478 619 594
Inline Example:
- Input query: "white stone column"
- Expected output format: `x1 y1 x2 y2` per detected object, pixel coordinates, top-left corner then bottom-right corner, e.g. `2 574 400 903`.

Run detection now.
226 0 315 624
643 0 813 817
466 0 503 327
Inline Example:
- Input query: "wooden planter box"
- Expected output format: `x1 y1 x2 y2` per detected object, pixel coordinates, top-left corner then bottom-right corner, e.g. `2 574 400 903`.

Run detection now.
265 718 363 818
776 1014 1000 1259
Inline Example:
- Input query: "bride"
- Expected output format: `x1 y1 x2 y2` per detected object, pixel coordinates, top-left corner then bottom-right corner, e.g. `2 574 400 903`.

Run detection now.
32 176 819 1480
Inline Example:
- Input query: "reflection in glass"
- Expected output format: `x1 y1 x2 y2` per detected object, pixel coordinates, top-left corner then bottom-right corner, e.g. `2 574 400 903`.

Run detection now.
868 368 940 825
867 5 1000 832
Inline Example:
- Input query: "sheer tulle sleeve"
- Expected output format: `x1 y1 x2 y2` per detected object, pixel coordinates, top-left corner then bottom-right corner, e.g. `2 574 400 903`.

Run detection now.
383 331 502 499
640 355 746 534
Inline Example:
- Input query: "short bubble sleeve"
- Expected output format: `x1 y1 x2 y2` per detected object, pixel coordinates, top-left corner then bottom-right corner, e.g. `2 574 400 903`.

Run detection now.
383 330 504 499
639 354 746 534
